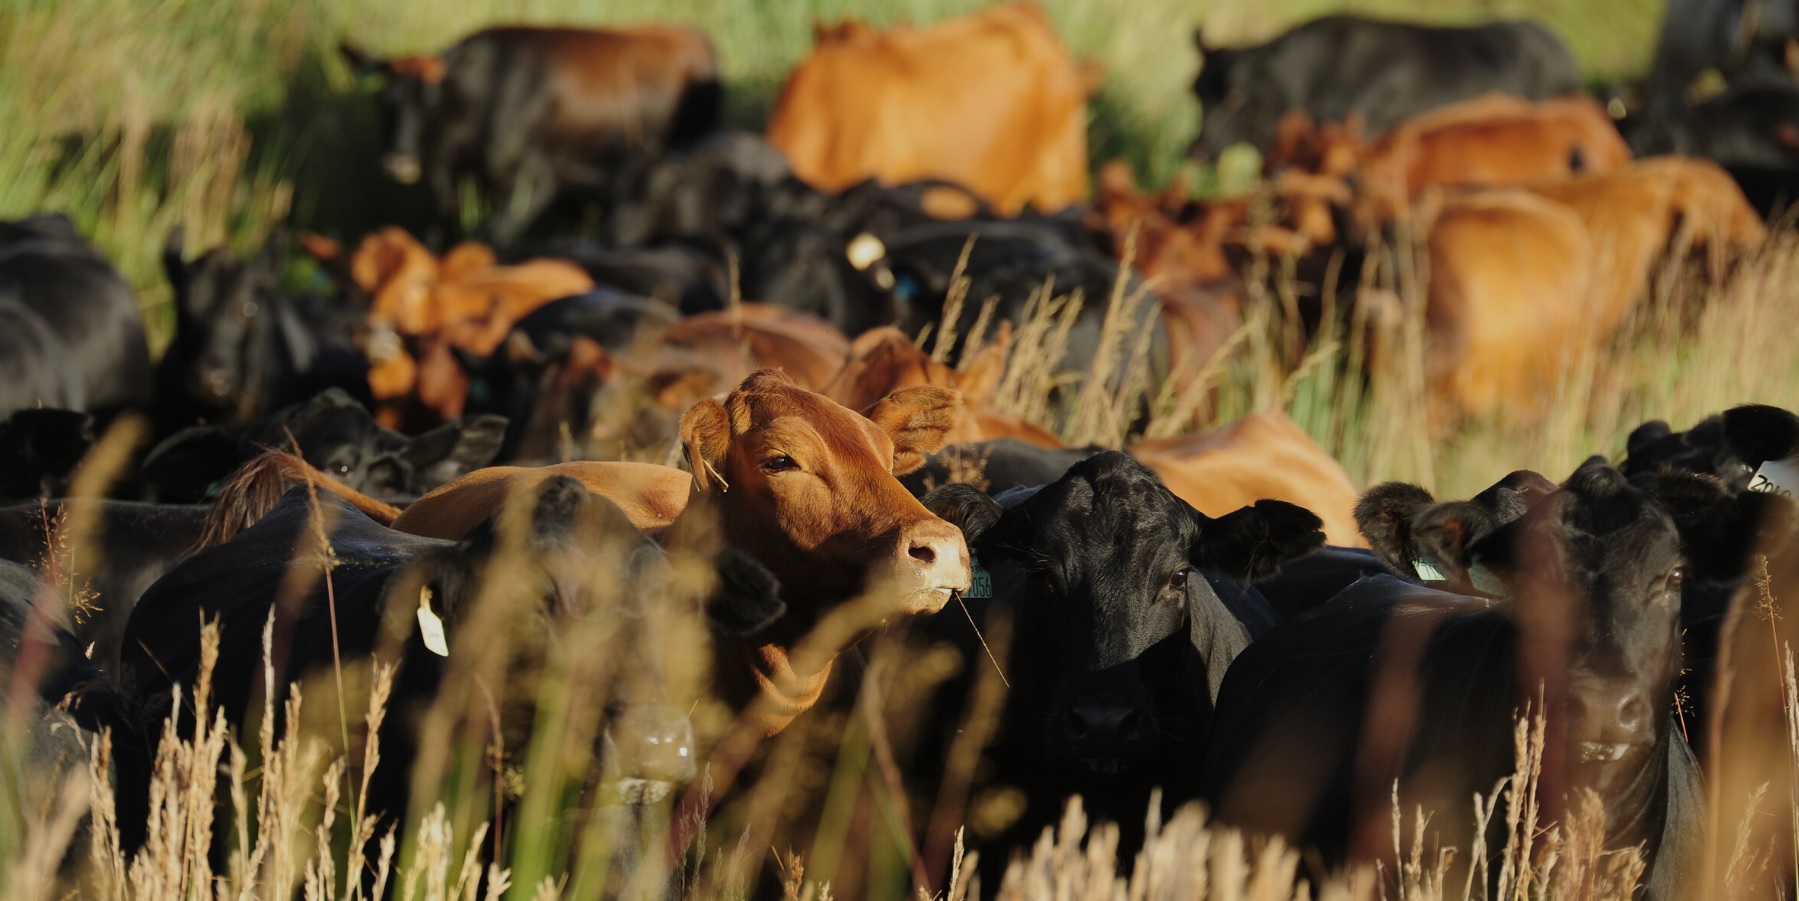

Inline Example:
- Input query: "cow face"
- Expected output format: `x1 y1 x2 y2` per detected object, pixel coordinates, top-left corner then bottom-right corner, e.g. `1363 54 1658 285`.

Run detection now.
1423 463 1686 794
933 452 1323 772
162 237 281 415
392 476 702 802
343 45 447 186
249 388 505 497
680 370 970 628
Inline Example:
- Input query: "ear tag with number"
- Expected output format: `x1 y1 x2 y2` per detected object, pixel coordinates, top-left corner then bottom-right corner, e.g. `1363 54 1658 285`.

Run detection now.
1412 558 1447 582
964 555 994 600
1748 457 1799 500
417 586 450 657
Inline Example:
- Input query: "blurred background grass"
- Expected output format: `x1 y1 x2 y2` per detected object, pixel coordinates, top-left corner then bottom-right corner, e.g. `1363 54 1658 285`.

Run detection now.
8 0 1784 505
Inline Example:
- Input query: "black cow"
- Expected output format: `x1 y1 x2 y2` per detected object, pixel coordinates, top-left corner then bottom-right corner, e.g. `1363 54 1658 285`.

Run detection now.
156 234 373 436
1671 82 1799 165
454 291 680 463
1202 462 1702 900
141 387 505 503
1188 15 1582 158
0 215 151 422
900 439 1101 497
0 499 207 675
1642 0 1799 128
343 25 723 245
0 409 95 502
603 130 792 248
0 288 84 419
0 558 126 869
850 219 1165 415
116 477 785 860
913 453 1322 881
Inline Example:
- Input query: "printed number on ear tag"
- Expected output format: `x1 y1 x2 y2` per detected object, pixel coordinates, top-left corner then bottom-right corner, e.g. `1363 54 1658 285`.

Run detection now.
1749 457 1799 500
417 586 449 657
965 556 994 600
1412 559 1447 582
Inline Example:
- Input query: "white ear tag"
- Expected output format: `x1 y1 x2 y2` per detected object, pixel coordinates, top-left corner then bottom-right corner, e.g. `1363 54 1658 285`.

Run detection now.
965 555 994 600
845 232 887 271
1412 558 1447 582
1467 561 1507 598
1748 457 1799 500
417 586 449 657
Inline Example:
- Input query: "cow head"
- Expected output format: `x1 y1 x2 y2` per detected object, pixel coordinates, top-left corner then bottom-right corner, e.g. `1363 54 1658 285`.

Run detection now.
341 44 447 186
1356 470 1556 591
926 451 1323 774
679 370 970 633
1623 404 1799 493
142 389 505 502
161 230 284 420
384 476 749 803
1408 462 1686 801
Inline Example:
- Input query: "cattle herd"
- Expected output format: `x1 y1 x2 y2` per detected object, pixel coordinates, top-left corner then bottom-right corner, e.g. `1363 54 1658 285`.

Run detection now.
4 0 1799 898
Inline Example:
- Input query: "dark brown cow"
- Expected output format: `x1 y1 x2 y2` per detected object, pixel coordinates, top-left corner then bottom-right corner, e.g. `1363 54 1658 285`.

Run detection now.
344 25 722 243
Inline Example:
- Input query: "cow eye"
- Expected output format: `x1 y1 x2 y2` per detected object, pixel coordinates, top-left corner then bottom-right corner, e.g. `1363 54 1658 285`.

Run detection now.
335 463 352 475
1667 567 1685 591
1170 567 1193 587
762 455 798 473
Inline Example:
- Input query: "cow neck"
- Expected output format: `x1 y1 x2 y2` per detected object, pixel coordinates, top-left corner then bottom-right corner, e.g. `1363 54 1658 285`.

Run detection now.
662 486 844 737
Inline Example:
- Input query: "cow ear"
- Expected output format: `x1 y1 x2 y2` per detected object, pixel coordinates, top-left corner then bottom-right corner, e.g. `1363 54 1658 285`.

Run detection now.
920 483 1006 544
340 42 386 76
0 409 95 496
705 548 786 636
405 414 508 485
1354 482 1436 574
163 227 190 297
1470 470 1556 525
1723 404 1799 468
141 426 244 502
680 398 731 492
863 385 962 475
1625 419 1673 460
1193 499 1325 581
1410 500 1502 585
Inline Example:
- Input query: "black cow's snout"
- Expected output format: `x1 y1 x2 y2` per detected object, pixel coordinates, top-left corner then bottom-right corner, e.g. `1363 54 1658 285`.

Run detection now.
605 703 697 785
1062 697 1148 760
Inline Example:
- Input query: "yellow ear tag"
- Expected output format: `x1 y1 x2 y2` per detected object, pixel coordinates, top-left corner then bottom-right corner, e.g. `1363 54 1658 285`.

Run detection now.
417 586 449 657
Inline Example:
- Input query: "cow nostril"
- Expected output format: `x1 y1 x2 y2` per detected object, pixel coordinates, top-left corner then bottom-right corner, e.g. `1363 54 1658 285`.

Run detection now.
1617 692 1648 734
1068 709 1090 740
909 543 937 565
1118 708 1141 740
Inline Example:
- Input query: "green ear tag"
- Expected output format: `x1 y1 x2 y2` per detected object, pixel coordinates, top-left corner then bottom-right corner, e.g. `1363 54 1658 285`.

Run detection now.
1412 559 1447 582
965 555 994 600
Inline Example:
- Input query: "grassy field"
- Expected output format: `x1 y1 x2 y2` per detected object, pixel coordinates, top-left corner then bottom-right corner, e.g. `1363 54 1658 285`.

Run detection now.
5 0 1799 897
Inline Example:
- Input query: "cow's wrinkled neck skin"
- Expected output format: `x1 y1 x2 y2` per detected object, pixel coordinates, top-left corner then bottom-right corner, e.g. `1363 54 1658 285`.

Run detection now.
663 487 853 738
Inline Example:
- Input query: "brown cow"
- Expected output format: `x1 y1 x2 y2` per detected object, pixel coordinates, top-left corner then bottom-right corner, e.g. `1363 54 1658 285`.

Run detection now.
766 2 1096 214
1517 156 1767 335
1350 94 1635 224
391 370 971 736
1129 412 1363 547
1406 187 1596 423
821 325 1065 448
342 227 593 429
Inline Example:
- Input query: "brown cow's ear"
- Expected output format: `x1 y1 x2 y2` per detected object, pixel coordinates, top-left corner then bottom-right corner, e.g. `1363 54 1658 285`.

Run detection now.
680 399 732 492
864 386 962 474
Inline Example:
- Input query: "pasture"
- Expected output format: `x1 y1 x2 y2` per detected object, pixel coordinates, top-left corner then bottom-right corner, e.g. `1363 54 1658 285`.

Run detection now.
3 0 1799 899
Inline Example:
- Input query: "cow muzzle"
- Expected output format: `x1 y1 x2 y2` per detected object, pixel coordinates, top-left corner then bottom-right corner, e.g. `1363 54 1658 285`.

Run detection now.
598 704 696 806
382 152 422 185
899 519 971 614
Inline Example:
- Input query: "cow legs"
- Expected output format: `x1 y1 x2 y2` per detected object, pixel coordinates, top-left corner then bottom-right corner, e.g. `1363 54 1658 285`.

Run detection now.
487 154 559 247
